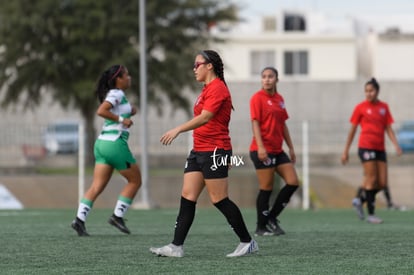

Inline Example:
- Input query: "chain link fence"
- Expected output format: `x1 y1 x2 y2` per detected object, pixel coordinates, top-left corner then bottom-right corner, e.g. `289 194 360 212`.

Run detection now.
1 119 391 168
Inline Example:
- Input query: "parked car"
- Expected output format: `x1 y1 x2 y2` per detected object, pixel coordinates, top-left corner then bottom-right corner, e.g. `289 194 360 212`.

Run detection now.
42 121 79 154
396 120 414 153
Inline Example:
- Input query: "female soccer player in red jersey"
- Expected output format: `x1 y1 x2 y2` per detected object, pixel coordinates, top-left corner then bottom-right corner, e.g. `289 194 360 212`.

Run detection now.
341 78 402 224
249 67 299 236
150 50 258 257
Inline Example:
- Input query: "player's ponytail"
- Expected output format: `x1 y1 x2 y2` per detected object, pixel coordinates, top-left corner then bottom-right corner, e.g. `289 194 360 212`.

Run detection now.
366 77 380 92
95 65 123 103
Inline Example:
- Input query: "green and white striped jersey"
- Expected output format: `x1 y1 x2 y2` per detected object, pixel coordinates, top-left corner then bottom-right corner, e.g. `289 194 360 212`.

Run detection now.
98 89 132 142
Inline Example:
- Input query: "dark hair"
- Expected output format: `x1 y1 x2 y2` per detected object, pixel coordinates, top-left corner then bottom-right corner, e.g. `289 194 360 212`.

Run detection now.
200 50 234 110
261 66 278 77
200 50 227 87
365 77 380 92
95 65 124 103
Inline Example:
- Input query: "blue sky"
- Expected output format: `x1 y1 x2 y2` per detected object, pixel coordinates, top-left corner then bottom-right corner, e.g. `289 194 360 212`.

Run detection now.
238 0 414 17
237 0 414 32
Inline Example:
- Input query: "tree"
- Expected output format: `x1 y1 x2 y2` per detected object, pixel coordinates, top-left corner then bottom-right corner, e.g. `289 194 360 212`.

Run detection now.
0 0 240 164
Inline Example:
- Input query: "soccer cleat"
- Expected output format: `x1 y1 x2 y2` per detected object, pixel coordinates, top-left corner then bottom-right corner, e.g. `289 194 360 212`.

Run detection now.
352 197 365 220
254 227 274 236
150 243 184 257
226 240 259 257
71 218 90 236
367 215 383 224
267 218 285 235
387 203 402 210
108 214 130 234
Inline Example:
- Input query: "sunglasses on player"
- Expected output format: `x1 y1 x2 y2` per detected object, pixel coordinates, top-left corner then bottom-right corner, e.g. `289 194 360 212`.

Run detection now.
193 62 209 70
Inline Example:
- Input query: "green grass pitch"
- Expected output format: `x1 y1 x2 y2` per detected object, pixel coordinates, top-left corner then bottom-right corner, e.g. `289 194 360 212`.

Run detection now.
0 208 413 274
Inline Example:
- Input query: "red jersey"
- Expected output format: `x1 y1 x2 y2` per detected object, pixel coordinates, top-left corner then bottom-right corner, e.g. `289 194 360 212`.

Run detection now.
350 100 394 151
249 90 289 154
193 78 232 151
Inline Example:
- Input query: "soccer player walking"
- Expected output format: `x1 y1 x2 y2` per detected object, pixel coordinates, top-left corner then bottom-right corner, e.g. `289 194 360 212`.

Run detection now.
341 78 402 223
150 50 258 257
249 67 299 236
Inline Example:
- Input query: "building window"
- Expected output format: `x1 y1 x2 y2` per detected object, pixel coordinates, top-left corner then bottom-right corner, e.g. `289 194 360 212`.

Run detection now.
284 13 306 31
250 50 275 75
284 51 308 75
262 16 277 32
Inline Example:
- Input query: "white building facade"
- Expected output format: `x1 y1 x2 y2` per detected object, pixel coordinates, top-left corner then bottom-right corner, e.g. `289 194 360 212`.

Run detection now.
216 33 357 82
371 32 414 80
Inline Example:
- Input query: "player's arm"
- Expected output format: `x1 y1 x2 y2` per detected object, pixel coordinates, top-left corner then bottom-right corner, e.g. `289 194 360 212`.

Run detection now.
283 124 296 163
385 125 403 156
160 110 213 145
252 119 268 161
341 124 358 165
96 101 132 127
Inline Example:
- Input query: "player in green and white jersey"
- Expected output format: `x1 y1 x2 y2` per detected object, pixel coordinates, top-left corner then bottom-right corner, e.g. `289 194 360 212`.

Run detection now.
71 65 142 236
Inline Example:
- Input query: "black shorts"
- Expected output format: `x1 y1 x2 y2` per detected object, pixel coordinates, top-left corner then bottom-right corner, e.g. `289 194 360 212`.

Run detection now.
184 149 232 179
250 151 291 169
358 148 387 163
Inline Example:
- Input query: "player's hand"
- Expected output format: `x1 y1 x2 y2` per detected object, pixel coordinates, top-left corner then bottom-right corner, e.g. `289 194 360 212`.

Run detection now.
341 152 349 165
160 128 180 145
257 147 268 162
289 148 296 164
122 118 133 128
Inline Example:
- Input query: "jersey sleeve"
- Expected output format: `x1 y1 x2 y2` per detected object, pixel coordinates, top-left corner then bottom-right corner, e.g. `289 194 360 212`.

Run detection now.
105 90 123 107
349 104 361 125
384 104 395 125
202 87 227 114
279 94 289 121
250 93 261 121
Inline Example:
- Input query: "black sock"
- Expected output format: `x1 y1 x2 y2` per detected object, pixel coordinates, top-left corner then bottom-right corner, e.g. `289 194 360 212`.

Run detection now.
172 197 196 246
383 186 393 207
214 197 251 243
269 184 298 218
357 187 366 203
356 187 363 197
256 190 272 228
365 190 376 215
